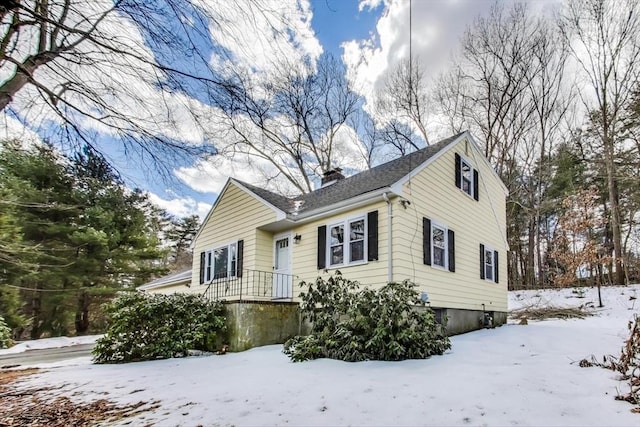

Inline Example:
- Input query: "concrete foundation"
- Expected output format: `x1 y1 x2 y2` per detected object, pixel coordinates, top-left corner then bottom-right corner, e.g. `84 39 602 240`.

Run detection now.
435 307 507 336
221 302 506 352
222 301 308 352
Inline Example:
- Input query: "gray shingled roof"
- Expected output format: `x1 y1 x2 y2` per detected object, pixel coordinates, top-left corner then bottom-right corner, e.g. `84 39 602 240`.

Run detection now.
235 132 464 216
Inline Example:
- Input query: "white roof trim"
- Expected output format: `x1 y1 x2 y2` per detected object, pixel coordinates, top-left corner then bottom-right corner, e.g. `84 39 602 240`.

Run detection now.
191 178 287 247
390 131 508 196
230 179 287 221
137 269 191 291
292 189 397 223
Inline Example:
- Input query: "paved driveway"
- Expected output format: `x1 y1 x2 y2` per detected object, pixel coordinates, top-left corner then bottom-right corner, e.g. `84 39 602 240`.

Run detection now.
0 344 94 368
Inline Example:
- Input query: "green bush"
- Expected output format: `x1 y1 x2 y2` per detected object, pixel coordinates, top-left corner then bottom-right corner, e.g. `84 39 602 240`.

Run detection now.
283 273 451 362
93 292 226 363
0 315 13 349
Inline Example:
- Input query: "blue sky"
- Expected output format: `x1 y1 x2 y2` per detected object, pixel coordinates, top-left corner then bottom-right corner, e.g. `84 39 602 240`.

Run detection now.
1 0 562 220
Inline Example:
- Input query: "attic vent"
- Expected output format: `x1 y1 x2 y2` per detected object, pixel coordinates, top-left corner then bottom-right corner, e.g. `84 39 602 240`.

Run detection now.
321 168 345 187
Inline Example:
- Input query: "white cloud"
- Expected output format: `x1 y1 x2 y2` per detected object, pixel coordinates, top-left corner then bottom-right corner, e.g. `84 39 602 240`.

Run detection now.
359 0 385 12
0 113 43 146
147 192 212 220
343 0 562 105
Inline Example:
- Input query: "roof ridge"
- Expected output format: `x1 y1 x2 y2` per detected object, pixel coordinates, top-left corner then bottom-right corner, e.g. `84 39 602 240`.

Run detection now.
232 132 468 214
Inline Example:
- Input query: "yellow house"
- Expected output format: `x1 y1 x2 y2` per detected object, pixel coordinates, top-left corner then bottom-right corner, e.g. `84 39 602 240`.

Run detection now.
180 131 508 339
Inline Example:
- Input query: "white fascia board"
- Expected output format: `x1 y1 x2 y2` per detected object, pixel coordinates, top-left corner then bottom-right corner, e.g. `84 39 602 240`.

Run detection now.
389 131 509 197
465 133 509 196
231 179 287 221
190 178 288 249
291 188 398 224
190 177 233 249
390 132 467 194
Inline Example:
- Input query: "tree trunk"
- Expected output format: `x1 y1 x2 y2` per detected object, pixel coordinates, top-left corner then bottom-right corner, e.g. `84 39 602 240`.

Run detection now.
74 290 90 335
604 140 625 286
30 288 42 340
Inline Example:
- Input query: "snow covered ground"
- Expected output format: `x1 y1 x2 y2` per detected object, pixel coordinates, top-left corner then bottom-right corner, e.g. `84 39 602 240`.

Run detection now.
9 285 640 426
0 335 101 355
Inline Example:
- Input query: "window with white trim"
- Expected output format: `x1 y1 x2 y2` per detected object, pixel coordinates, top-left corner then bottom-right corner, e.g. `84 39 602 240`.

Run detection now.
484 248 494 281
328 216 367 267
431 223 447 269
461 158 473 196
455 153 479 201
204 242 237 281
479 243 499 283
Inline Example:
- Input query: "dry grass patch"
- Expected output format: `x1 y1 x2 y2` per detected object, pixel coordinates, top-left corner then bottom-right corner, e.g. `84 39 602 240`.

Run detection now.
0 368 159 426
510 305 594 321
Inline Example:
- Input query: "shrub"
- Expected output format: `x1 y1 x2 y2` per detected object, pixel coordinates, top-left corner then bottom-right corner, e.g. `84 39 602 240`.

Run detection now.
93 292 226 364
283 273 451 362
0 315 13 349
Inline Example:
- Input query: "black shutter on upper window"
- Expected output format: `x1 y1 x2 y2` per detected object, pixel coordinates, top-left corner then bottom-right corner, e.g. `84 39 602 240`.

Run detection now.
199 251 205 284
455 153 461 189
448 229 455 272
317 225 326 269
423 217 431 265
236 240 244 278
479 243 485 280
473 169 479 201
367 210 378 261
494 250 499 283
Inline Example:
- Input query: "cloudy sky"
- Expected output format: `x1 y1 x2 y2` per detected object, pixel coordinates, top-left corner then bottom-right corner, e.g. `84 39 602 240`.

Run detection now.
1 0 562 220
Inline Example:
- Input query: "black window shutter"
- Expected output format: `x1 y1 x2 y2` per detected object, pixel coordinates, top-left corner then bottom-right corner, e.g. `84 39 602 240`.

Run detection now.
367 210 378 261
199 251 205 284
423 217 431 265
494 250 499 283
473 169 479 201
455 153 461 189
317 225 327 269
237 240 244 278
448 229 456 272
479 244 485 279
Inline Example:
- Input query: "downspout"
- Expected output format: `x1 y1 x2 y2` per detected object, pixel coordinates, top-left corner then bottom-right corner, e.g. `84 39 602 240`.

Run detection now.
382 192 393 283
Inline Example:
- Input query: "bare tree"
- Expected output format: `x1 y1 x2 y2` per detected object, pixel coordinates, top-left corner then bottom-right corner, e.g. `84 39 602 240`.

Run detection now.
209 54 363 194
374 57 430 153
433 2 540 288
0 0 310 177
560 0 640 285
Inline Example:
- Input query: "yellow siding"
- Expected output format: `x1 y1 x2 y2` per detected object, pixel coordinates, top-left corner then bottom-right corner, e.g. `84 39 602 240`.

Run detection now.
289 200 390 299
392 137 508 311
190 183 279 289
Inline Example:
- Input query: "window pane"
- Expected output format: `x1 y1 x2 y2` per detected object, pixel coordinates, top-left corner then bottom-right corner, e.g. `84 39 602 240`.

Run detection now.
331 245 343 265
434 247 445 267
350 220 364 241
350 241 364 262
214 247 228 278
433 227 445 248
330 225 344 245
485 250 493 280
462 160 472 195
432 226 446 267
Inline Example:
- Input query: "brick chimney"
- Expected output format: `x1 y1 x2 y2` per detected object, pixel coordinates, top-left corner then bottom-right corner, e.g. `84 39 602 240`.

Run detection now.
321 168 345 187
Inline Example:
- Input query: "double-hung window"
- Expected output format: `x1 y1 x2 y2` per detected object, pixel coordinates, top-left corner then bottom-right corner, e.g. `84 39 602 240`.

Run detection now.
204 242 237 281
480 243 499 283
328 216 366 267
423 217 455 273
431 224 447 268
455 153 479 201
317 211 378 270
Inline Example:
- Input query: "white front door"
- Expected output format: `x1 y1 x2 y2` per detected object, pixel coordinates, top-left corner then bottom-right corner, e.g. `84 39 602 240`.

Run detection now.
273 234 292 298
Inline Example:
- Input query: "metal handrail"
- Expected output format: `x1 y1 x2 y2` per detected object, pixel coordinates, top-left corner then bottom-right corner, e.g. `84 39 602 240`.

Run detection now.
202 269 296 301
